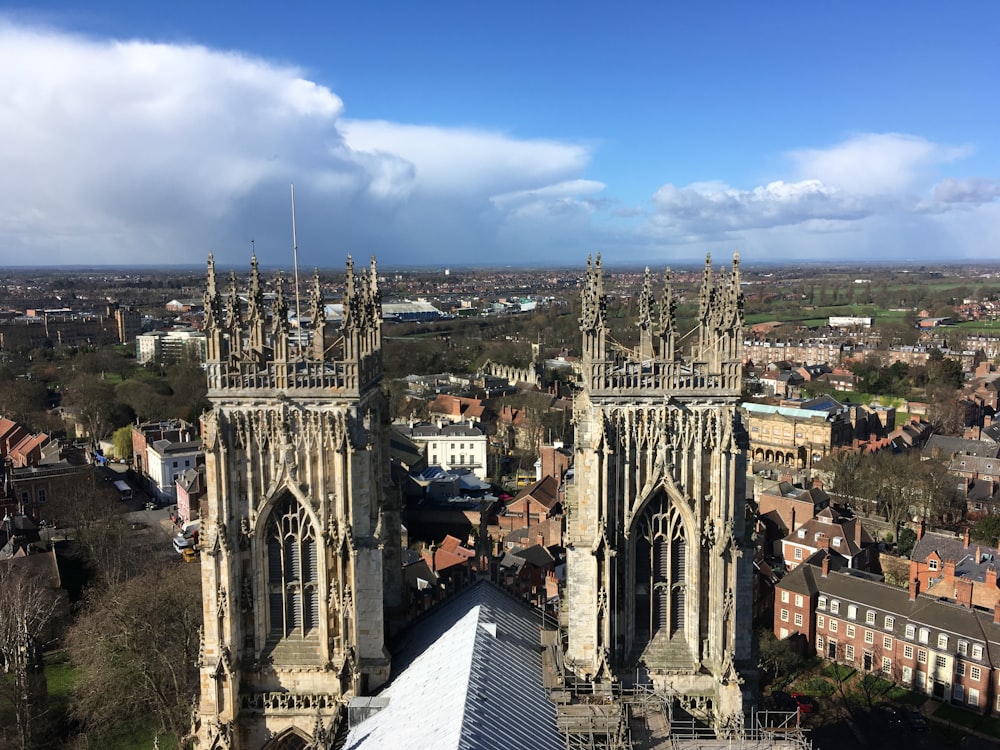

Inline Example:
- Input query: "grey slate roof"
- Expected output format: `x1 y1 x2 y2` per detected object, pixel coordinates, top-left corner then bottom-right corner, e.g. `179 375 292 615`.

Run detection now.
779 556 1000 667
344 581 562 750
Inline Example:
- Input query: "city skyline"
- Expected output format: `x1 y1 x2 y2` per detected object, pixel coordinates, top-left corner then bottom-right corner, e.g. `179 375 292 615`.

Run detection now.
1 2 998 268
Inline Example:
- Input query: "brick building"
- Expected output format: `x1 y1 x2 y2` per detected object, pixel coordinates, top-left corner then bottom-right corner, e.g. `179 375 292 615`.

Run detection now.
776 554 1000 716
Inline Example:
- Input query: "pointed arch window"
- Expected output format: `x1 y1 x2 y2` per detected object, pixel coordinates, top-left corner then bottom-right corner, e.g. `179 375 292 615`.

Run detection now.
266 497 320 638
635 496 688 641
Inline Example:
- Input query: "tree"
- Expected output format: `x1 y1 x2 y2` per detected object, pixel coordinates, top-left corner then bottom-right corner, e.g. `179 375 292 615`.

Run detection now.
67 566 201 745
971 515 1000 547
61 374 120 444
0 561 63 750
757 630 804 691
896 527 917 558
111 425 134 462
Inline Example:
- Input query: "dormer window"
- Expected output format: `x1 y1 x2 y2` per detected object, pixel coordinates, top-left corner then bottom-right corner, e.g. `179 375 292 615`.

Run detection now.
797 529 806 539
833 536 843 547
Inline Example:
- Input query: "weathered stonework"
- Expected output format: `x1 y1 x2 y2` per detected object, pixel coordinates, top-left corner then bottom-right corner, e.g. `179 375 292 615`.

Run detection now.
564 257 756 731
192 256 401 750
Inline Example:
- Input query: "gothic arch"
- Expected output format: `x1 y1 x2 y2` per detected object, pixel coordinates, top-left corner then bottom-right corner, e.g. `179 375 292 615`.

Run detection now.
262 727 312 750
628 488 695 660
255 489 326 643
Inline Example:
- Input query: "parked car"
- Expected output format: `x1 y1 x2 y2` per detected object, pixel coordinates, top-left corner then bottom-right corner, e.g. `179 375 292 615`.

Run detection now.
903 709 928 732
181 548 199 563
790 692 817 714
172 534 194 554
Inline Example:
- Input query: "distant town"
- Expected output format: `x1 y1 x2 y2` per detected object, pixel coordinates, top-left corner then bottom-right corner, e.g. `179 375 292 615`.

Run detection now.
2 259 1000 748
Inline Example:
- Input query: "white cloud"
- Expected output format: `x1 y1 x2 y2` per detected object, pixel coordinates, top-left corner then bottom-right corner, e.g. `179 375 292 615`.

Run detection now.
789 132 969 195
645 133 994 260
0 20 598 266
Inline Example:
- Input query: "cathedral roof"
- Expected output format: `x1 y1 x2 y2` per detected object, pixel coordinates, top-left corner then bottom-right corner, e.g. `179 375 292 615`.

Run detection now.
344 581 562 750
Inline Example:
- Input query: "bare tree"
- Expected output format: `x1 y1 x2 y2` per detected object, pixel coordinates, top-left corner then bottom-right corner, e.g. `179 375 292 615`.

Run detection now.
67 566 201 745
0 561 63 750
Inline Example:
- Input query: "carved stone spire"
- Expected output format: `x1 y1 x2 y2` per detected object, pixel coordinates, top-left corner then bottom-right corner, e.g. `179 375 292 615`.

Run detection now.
342 255 357 333
637 267 653 359
310 268 326 361
659 267 676 361
204 253 222 331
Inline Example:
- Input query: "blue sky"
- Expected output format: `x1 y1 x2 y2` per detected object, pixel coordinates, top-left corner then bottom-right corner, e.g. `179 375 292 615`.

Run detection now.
1 2 998 268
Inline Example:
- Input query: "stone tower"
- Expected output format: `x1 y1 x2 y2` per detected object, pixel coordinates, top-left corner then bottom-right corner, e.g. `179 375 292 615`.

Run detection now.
193 254 401 750
564 254 754 731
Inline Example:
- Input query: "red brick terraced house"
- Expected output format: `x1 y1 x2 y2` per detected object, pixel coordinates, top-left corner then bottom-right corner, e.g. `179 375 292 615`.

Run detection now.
776 552 1000 716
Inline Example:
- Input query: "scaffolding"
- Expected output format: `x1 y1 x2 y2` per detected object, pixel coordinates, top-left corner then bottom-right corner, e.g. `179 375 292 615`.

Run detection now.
543 629 811 750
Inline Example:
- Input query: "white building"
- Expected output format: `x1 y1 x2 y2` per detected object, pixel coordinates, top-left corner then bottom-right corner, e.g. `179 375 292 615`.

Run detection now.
393 421 489 480
146 437 202 503
136 328 207 365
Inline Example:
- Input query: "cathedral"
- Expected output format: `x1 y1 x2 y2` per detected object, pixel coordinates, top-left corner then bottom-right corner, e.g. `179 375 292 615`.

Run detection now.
564 254 755 732
191 252 754 747
192 255 401 750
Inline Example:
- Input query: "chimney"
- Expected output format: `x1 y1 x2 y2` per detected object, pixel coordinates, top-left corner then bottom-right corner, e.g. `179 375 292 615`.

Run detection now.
822 553 830 578
954 578 973 609
917 518 925 541
909 576 920 601
854 519 862 546
943 559 956 583
964 527 971 549
995 600 1000 625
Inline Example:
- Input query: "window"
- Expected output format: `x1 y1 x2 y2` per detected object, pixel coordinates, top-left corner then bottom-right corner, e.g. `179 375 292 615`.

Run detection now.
882 657 892 674
935 655 947 669
781 609 789 622
781 590 789 603
954 684 965 703
884 615 894 631
817 636 824 650
817 614 826 628
866 610 876 625
847 624 856 638
795 594 803 608
918 628 929 644
37 489 46 503
865 630 874 645
928 559 939 571
847 604 858 620
830 620 838 633
830 600 840 614
846 644 855 660
970 666 981 682
818 596 827 610
265 496 320 638
968 688 980 706
904 645 913 660
937 634 948 650
883 636 892 650
794 612 803 627
972 644 984 660
918 650 927 664
794 548 803 560
905 624 915 639
173 461 178 468
902 666 912 683
956 662 965 677
958 640 968 656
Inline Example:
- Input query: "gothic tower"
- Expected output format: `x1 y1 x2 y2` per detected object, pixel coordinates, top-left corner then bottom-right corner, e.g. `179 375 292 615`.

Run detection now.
564 254 754 731
193 254 401 750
